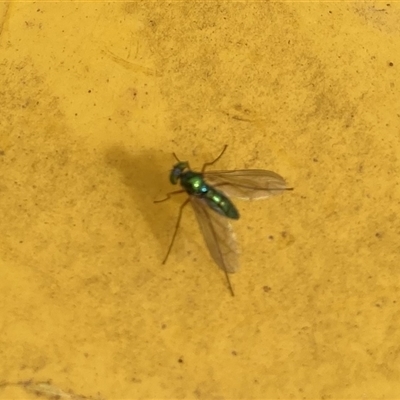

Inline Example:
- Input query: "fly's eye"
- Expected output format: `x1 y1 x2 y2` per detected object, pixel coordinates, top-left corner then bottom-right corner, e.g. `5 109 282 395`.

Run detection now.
169 168 180 184
169 162 188 184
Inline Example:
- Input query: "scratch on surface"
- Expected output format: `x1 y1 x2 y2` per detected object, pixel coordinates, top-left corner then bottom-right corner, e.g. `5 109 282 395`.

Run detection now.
0 2 11 42
221 104 266 122
0 380 104 400
102 48 158 76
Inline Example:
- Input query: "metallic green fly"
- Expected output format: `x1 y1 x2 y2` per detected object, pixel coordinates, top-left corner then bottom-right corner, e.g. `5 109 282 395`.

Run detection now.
155 145 292 296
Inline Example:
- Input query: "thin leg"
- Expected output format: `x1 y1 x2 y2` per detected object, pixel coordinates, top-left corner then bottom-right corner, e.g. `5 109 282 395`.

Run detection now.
162 198 190 264
201 145 228 173
224 268 235 297
154 190 185 203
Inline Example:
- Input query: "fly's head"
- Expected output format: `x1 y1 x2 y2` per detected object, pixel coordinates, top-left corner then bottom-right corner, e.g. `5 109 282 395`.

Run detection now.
169 161 189 184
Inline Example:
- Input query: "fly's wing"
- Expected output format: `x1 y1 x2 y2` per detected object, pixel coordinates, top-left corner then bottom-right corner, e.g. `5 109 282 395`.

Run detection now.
190 196 239 273
204 169 289 200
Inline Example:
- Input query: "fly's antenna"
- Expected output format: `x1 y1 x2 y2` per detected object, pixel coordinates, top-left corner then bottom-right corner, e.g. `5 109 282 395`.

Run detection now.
172 152 180 162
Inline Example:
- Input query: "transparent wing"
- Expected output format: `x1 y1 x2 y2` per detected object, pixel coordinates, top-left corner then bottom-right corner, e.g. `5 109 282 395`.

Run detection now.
190 196 239 273
204 169 289 200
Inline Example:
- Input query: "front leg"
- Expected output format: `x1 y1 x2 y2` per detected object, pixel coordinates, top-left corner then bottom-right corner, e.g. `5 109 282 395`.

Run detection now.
154 190 186 203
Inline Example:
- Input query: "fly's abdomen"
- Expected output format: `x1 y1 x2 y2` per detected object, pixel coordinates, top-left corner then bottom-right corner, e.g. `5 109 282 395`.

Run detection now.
204 187 239 220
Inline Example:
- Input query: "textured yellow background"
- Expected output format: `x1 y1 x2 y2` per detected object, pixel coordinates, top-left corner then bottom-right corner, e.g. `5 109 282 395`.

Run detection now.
1 2 400 399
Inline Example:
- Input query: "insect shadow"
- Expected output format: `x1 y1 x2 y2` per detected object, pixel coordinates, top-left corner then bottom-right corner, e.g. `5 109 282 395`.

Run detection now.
104 145 176 258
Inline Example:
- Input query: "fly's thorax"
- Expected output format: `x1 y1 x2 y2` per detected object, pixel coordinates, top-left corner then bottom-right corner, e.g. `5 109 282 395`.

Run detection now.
179 171 208 195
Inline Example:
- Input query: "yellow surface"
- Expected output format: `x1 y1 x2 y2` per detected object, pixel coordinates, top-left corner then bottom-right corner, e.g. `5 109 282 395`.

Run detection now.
1 2 400 399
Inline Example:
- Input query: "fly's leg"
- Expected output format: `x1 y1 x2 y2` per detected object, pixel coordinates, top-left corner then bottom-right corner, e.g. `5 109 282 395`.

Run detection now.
172 152 180 162
162 198 190 264
223 267 235 297
154 190 185 203
201 145 228 173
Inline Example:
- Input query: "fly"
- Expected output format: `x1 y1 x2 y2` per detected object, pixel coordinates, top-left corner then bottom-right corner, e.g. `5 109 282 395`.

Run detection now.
155 145 292 296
